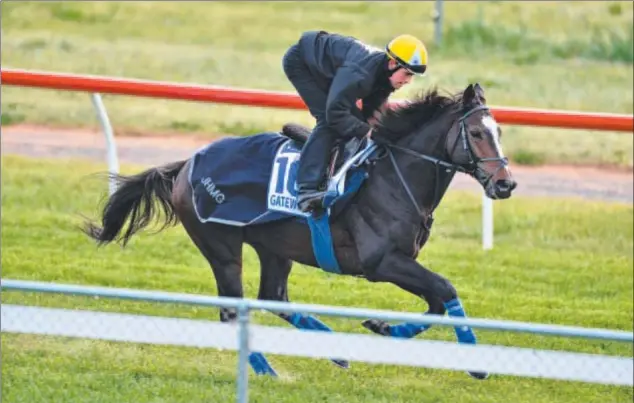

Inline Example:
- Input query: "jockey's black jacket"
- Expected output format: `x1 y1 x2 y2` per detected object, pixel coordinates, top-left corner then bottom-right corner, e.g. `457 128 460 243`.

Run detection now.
298 30 395 139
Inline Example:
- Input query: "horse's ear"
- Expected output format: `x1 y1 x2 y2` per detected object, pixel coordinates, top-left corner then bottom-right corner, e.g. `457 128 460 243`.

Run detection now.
463 83 485 106
473 83 485 99
463 83 476 105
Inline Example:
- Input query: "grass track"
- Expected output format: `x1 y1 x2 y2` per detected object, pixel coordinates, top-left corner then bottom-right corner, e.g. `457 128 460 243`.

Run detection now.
1 155 632 402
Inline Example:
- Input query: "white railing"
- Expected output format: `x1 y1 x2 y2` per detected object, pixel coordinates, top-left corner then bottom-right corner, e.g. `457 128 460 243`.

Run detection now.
90 93 119 196
2 279 632 403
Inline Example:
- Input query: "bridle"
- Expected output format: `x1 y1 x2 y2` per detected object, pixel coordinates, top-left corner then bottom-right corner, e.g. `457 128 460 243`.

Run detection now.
382 104 509 219
446 105 509 185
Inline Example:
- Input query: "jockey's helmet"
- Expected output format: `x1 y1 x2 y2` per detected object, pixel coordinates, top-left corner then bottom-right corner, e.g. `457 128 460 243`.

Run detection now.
385 34 428 75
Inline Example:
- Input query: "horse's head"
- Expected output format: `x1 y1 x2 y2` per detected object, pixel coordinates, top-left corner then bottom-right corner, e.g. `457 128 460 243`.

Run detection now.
374 84 517 207
444 83 517 199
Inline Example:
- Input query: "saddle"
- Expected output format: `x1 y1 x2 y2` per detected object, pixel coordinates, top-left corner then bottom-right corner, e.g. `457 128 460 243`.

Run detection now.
275 123 377 274
280 123 367 185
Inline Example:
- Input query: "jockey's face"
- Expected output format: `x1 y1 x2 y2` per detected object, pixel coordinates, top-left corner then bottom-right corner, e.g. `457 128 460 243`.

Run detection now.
388 60 415 90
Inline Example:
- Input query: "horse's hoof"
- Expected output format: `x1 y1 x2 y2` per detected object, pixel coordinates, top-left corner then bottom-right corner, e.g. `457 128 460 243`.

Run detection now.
332 358 350 369
468 371 489 380
362 319 391 336
249 352 278 377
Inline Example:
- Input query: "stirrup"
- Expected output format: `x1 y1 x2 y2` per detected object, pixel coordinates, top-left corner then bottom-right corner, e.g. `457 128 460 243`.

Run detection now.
297 190 326 213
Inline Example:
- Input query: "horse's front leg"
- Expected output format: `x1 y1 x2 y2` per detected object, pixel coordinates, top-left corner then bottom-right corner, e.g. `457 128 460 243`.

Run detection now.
364 251 488 380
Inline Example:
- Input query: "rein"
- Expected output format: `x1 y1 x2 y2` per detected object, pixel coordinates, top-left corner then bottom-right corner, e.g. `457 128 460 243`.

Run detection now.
384 147 455 219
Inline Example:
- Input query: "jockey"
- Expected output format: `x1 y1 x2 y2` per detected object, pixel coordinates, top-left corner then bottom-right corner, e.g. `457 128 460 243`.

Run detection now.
282 31 428 213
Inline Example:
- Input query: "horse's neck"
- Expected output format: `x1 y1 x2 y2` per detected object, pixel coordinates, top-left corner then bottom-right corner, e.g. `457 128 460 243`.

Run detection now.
397 115 457 213
427 169 456 212
359 115 457 222
355 151 452 227
389 151 455 215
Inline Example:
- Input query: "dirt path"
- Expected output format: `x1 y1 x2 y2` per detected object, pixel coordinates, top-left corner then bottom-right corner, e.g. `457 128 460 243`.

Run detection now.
2 124 632 203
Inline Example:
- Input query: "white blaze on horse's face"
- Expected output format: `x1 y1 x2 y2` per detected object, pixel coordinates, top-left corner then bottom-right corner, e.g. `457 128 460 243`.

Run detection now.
481 115 504 157
476 112 516 200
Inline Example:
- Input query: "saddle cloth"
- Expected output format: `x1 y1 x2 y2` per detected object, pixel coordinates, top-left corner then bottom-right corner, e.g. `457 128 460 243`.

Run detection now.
188 133 291 226
188 132 372 227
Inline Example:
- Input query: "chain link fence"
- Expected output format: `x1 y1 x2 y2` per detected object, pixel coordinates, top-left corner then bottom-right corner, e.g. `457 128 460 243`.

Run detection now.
2 279 632 403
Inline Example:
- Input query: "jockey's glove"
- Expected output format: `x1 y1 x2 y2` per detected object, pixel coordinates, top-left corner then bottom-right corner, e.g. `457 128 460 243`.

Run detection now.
370 130 390 146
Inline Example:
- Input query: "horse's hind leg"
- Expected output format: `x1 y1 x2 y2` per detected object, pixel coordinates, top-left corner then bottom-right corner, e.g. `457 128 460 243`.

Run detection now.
362 293 445 338
175 216 277 376
252 244 349 369
171 164 276 376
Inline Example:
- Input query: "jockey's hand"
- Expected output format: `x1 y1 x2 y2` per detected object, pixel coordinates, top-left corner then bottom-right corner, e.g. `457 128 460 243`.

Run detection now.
369 129 389 145
367 107 384 127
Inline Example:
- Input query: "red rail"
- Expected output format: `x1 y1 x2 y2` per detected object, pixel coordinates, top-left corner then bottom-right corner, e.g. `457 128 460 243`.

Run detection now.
2 68 632 132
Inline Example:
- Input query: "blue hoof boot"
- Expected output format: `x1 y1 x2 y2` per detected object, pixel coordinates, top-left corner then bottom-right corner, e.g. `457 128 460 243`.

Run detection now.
249 352 277 376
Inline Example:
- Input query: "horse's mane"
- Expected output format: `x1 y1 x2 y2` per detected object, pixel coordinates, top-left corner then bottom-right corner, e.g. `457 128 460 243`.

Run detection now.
373 87 464 144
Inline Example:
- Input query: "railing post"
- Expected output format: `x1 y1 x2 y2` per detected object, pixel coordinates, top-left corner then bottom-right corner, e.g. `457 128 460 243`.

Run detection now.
90 93 119 196
482 192 493 250
236 303 250 403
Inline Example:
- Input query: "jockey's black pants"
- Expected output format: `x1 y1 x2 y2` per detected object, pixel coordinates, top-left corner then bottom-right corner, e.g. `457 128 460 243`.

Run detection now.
282 44 339 191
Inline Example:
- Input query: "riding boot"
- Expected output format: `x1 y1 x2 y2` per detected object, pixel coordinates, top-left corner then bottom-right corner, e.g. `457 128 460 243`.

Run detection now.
296 121 337 213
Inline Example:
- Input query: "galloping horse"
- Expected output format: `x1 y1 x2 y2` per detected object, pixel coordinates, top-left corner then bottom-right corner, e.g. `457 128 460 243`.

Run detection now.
83 83 517 379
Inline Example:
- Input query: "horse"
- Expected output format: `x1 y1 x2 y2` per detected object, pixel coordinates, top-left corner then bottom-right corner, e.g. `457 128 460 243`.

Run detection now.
82 83 517 379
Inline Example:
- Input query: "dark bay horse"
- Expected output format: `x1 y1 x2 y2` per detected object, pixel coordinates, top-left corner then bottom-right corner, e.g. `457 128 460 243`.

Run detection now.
83 83 516 379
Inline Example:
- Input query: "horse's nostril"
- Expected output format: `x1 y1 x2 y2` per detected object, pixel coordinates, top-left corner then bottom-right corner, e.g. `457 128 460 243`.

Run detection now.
494 179 516 195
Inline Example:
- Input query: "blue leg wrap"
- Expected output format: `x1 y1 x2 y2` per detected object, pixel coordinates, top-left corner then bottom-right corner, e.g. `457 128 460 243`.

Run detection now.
289 312 332 332
248 352 277 376
444 298 490 380
388 322 431 339
287 313 349 368
444 298 477 344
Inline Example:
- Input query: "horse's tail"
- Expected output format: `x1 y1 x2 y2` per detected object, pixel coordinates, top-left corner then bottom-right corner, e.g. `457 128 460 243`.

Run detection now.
83 159 188 247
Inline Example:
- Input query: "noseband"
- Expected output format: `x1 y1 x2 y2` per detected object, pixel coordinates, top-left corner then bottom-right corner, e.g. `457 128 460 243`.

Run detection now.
383 105 508 219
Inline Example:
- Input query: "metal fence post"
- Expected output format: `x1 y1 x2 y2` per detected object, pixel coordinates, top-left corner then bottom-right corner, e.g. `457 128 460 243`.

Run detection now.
434 0 444 46
236 303 250 403
90 93 119 196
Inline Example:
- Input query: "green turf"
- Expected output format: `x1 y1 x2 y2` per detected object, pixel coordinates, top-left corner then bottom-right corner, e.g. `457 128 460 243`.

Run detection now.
1 1 633 168
1 155 632 403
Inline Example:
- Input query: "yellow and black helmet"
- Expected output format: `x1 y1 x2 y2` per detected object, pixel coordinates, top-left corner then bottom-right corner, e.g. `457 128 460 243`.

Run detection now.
385 34 428 75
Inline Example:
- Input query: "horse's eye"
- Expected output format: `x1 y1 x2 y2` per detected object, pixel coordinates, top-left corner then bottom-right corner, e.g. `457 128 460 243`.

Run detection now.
470 130 483 140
